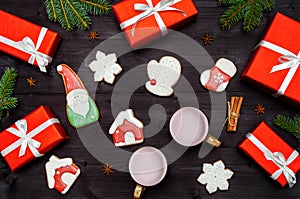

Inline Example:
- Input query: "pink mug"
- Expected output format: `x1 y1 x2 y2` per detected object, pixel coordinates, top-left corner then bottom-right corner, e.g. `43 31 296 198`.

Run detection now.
129 146 167 198
169 107 221 147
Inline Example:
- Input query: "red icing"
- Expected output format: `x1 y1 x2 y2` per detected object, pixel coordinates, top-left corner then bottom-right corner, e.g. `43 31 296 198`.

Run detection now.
150 79 156 85
53 164 79 193
57 64 85 94
112 119 143 146
205 67 231 91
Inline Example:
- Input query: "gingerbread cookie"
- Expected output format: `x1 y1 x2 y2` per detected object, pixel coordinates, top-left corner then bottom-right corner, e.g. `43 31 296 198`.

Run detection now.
145 56 181 96
200 58 236 92
109 109 144 147
57 64 100 128
45 155 80 194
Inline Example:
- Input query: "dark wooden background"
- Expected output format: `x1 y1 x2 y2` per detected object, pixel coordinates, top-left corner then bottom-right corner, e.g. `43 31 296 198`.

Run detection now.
0 0 299 198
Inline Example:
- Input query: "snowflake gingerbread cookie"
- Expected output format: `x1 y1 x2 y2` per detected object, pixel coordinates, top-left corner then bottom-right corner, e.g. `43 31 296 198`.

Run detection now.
197 160 234 194
89 51 122 84
145 56 181 96
57 64 100 128
109 109 144 147
200 58 236 92
45 155 80 194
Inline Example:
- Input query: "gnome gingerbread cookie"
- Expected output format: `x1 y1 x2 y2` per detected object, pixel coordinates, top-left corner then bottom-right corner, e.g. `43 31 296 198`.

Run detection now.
57 64 99 128
200 58 237 92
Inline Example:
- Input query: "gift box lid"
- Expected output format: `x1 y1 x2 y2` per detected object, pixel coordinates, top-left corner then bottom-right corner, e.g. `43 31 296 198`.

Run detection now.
0 105 68 171
241 13 300 106
0 10 61 72
112 0 198 48
239 121 300 187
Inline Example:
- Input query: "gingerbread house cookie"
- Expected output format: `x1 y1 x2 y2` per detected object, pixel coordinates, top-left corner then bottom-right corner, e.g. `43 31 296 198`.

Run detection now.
109 109 144 147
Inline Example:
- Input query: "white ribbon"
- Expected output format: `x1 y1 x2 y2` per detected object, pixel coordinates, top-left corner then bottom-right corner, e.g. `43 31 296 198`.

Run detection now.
120 0 186 37
257 40 300 97
1 118 60 158
246 133 298 188
0 27 52 72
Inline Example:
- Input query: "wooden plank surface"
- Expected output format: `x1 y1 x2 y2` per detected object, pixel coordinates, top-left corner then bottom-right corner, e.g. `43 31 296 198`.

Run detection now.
0 0 300 198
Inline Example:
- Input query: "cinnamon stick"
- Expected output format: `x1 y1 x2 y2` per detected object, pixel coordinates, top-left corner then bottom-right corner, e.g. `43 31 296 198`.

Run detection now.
227 96 243 132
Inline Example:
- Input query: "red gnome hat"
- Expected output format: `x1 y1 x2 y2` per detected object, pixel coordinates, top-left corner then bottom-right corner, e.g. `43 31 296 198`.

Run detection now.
57 64 86 94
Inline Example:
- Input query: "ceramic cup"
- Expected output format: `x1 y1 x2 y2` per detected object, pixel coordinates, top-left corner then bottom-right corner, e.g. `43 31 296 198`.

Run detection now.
129 146 167 199
169 107 221 147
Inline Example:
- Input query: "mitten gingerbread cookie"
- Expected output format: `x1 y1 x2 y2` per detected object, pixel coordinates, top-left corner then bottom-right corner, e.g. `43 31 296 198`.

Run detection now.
200 58 236 92
45 155 80 194
109 109 144 147
145 56 181 96
57 64 100 128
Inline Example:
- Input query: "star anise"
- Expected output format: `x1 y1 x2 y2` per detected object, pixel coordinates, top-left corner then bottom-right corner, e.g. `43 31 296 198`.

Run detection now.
89 31 99 41
26 77 36 87
102 164 113 175
254 104 266 115
201 33 213 46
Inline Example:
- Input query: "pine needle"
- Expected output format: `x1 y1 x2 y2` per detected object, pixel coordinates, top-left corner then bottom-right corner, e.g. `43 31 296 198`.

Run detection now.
219 0 275 31
273 114 300 142
0 68 18 120
45 0 111 30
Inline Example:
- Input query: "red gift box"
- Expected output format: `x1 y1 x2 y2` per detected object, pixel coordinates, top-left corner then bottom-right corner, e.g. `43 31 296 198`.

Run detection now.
0 106 68 171
239 121 300 187
241 13 300 107
0 10 61 72
113 0 198 48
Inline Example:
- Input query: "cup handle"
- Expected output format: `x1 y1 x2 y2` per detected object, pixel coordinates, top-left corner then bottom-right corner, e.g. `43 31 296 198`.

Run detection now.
205 134 221 147
133 184 145 199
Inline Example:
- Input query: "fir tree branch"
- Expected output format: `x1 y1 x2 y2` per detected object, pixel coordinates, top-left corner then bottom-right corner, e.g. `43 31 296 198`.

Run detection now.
80 0 111 15
45 0 111 30
0 97 18 109
220 1 250 30
0 68 17 100
59 0 72 30
0 68 18 120
45 0 58 21
219 0 275 31
66 0 90 29
273 114 300 142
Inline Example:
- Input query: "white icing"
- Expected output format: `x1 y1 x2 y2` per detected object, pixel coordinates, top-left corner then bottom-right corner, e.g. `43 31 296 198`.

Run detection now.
146 56 181 96
61 169 80 194
124 132 136 145
197 160 234 194
114 139 144 147
89 51 122 84
109 109 143 134
45 155 73 189
216 58 236 77
67 89 89 118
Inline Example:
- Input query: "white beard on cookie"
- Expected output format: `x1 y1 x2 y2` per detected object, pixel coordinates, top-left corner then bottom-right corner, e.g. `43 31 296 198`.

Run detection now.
67 89 90 118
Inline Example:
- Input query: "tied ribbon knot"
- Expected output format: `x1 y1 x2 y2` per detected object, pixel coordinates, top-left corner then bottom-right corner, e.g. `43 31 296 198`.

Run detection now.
257 40 300 97
1 118 60 158
265 151 298 188
246 133 298 188
0 27 52 72
120 0 186 37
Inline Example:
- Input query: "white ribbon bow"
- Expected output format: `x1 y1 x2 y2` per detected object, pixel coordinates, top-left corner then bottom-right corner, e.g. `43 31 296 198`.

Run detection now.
258 40 300 97
0 27 52 72
120 0 186 37
246 133 298 188
1 118 60 158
